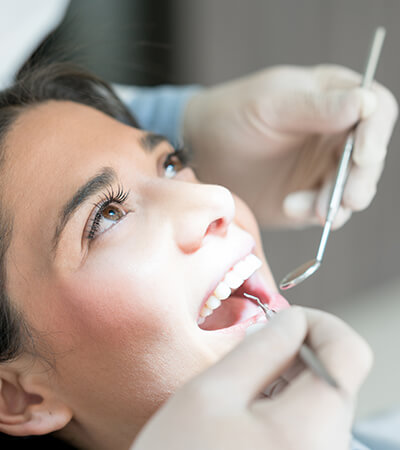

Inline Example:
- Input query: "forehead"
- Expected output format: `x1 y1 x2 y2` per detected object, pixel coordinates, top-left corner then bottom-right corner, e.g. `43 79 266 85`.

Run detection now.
4 100 141 176
2 101 144 264
4 98 148 189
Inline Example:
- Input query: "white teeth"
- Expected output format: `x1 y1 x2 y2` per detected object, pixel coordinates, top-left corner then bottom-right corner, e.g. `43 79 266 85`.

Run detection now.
197 254 263 326
247 253 263 271
206 295 222 310
232 260 249 279
213 281 231 300
197 297 222 324
199 306 213 318
234 254 262 280
223 270 244 290
234 260 253 280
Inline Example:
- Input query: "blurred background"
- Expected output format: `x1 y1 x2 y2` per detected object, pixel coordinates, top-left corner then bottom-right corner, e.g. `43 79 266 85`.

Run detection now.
8 0 400 419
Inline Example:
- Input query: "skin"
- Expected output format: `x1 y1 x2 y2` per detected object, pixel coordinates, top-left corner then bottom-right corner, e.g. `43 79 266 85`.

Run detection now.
0 101 278 449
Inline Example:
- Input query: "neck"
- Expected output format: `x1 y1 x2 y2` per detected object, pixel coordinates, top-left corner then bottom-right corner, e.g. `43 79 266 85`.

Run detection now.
57 415 145 450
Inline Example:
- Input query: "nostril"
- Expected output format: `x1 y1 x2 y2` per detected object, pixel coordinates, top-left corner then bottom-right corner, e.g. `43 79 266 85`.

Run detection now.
205 218 227 237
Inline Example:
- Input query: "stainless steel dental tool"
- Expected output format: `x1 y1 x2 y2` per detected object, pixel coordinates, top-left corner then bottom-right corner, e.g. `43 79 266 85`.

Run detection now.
279 27 386 290
243 293 338 388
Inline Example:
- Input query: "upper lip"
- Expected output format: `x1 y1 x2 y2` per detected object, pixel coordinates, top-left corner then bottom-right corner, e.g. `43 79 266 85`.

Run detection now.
197 244 256 319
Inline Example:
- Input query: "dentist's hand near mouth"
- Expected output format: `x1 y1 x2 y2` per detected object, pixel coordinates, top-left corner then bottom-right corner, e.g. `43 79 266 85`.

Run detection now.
184 65 398 229
131 307 372 450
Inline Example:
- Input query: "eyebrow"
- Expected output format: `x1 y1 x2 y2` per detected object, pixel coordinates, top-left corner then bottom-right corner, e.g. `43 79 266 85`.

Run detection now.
140 133 169 152
52 167 117 253
51 133 168 254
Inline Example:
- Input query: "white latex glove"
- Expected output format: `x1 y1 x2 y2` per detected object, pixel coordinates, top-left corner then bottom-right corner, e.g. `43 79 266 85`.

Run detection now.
131 307 372 450
184 65 398 228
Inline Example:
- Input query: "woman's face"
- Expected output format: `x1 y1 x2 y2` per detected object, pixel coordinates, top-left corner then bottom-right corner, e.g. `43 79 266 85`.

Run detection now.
3 101 287 444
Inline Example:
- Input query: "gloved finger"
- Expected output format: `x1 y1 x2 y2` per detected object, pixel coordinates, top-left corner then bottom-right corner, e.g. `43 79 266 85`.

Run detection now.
352 84 398 167
255 308 373 416
273 87 377 134
284 183 353 229
194 307 307 408
315 178 353 229
315 65 398 165
301 308 373 394
261 359 305 399
314 64 362 91
341 162 384 211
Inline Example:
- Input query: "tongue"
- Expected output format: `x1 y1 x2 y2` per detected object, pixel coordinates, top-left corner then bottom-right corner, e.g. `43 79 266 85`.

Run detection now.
199 296 260 331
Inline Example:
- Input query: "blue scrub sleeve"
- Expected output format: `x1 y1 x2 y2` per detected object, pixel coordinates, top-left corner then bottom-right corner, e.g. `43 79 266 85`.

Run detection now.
351 437 371 450
353 410 400 449
113 84 201 148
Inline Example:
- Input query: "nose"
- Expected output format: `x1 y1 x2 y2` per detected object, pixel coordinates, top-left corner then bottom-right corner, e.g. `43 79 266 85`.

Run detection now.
160 182 236 254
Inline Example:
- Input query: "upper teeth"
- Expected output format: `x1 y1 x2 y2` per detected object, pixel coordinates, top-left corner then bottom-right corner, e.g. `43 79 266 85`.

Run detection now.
198 254 262 324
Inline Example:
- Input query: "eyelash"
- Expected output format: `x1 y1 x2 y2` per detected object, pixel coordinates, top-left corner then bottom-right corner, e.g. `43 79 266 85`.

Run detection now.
86 148 190 240
87 185 129 240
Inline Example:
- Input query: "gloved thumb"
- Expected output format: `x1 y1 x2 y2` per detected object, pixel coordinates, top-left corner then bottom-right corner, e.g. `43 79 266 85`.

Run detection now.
275 87 377 134
283 189 352 228
282 190 318 226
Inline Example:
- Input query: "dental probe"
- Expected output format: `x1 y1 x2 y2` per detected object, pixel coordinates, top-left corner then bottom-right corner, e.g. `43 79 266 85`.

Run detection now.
243 293 338 388
279 27 386 290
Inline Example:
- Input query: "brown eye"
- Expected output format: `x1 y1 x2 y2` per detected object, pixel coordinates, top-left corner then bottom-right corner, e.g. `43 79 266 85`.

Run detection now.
102 204 124 222
88 203 127 240
87 186 130 240
163 151 186 178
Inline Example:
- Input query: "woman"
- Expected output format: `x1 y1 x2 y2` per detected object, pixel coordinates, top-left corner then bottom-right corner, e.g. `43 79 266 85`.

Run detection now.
0 62 377 449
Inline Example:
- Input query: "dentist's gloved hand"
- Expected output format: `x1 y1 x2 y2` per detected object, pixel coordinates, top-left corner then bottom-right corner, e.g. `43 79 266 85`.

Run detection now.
184 65 398 228
131 307 372 450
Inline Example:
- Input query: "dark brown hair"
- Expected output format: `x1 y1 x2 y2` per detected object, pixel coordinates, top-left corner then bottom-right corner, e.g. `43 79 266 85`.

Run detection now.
0 62 139 365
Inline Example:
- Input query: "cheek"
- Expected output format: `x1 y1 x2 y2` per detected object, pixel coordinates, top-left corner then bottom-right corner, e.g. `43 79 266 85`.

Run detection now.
52 237 184 352
56 264 159 345
48 245 207 410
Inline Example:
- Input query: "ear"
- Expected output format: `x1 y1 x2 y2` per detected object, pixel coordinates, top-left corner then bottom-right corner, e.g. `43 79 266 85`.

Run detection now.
0 358 72 437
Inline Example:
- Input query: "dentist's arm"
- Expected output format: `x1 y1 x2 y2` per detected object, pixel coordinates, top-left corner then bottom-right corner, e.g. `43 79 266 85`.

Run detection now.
131 307 372 450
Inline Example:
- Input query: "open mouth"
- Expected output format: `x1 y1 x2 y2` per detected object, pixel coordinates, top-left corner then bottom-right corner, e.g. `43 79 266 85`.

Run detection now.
197 254 281 331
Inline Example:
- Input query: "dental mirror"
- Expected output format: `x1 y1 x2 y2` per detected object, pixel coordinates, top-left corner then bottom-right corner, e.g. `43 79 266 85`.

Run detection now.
279 259 321 290
279 26 386 291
